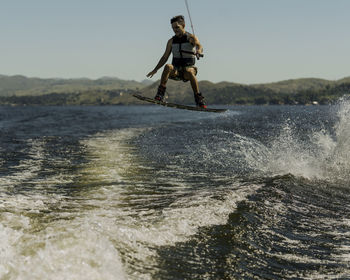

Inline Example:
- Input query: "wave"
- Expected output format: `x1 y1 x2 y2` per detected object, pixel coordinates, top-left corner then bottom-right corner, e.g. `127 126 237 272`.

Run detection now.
259 98 350 182
0 127 255 279
0 131 133 280
76 128 261 279
172 98 350 183
0 138 44 190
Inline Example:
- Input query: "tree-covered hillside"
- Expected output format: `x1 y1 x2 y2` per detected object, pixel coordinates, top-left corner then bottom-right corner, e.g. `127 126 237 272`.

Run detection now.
0 75 146 97
0 74 349 105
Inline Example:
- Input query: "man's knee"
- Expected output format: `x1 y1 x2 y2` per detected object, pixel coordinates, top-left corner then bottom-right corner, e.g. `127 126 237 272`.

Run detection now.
183 68 196 80
164 64 174 72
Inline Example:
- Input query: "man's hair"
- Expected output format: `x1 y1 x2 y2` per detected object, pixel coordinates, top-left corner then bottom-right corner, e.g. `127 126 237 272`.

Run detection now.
171 15 185 25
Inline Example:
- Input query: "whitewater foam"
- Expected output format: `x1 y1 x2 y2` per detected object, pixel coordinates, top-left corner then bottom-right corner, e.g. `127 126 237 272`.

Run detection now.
73 128 261 279
248 98 350 182
0 138 44 189
187 98 350 182
0 130 140 280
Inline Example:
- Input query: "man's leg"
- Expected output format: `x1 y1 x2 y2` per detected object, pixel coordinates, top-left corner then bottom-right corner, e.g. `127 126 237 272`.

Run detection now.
160 64 175 87
183 68 207 108
183 67 200 94
155 64 176 101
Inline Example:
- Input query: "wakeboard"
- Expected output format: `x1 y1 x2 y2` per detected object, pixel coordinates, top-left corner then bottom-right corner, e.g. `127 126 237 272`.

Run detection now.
133 93 227 113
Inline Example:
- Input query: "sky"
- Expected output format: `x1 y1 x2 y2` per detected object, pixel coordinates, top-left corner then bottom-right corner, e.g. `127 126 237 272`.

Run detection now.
1 0 350 84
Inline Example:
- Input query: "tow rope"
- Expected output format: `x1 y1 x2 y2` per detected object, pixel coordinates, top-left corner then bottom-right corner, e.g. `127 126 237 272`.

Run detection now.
184 0 196 36
184 0 204 59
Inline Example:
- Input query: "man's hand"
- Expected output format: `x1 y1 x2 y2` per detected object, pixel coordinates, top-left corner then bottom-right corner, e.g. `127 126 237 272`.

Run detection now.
196 52 204 60
147 70 157 78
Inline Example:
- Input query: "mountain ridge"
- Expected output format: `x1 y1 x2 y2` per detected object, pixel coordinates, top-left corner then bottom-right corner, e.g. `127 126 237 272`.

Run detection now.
0 74 349 105
0 75 145 97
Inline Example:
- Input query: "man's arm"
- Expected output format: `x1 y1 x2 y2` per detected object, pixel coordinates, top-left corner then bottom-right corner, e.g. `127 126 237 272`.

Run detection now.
189 34 203 55
147 39 173 78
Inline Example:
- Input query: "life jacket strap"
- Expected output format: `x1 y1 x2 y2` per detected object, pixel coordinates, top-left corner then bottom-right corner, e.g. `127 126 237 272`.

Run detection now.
180 50 196 55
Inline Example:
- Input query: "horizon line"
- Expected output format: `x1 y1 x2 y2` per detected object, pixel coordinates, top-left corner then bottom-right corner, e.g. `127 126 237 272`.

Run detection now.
0 73 349 86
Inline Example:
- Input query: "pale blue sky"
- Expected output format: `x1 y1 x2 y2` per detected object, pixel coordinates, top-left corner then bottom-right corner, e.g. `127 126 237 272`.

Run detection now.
1 0 349 84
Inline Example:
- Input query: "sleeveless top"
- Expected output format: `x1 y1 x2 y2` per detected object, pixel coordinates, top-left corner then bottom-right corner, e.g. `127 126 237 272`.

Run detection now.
171 32 196 67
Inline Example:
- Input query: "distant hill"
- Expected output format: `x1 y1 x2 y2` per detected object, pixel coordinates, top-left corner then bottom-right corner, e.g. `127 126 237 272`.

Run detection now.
138 77 350 105
337 77 350 84
0 74 349 105
251 78 333 94
0 75 146 97
140 79 154 86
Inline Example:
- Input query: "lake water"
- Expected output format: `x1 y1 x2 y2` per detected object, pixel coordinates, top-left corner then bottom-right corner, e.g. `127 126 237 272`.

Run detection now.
1 100 350 279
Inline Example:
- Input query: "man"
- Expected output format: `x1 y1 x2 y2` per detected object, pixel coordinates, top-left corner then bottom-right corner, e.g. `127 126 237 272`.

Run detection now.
147 15 207 108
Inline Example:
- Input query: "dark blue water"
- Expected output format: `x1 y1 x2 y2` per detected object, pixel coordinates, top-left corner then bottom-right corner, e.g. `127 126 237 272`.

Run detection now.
0 102 349 279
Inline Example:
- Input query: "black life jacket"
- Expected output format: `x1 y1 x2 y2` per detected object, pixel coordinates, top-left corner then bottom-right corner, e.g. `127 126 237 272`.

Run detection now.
171 32 196 67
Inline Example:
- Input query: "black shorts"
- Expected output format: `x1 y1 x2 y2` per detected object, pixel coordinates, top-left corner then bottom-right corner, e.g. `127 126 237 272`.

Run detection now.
170 66 198 82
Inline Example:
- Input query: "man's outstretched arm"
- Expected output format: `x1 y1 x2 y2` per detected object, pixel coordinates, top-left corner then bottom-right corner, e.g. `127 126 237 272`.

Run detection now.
147 39 173 78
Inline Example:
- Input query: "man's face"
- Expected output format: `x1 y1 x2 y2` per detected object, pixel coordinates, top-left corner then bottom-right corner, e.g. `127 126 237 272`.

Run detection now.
171 21 185 37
